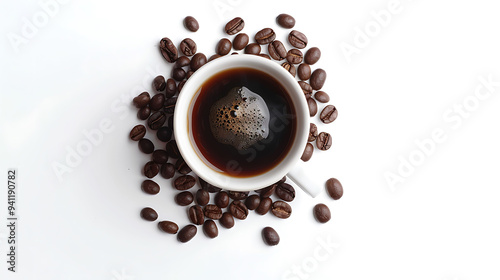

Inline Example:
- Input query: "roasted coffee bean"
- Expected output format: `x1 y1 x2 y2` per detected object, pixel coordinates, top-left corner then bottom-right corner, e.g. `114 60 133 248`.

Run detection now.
255 197 272 215
288 30 308 49
160 163 175 179
298 81 313 97
156 126 172 142
259 184 276 198
313 203 331 223
141 180 160 194
164 97 177 114
307 97 318 117
130 124 146 141
215 191 229 208
217 38 232 55
167 115 174 128
259 54 271 59
190 53 207 71
160 37 178 62
229 201 248 220
188 205 204 225
275 183 295 202
276 14 295 29
204 204 223 220
314 91 330 103
219 212 234 229
133 92 150 108
281 62 296 77
308 123 318 142
286 49 303 64
225 17 244 35
179 38 197 57
199 177 222 193
138 138 154 154
140 207 158 221
183 16 199 32
271 201 292 219
208 54 221 62
137 106 151 120
153 75 166 92
173 175 196 190
301 143 314 162
203 220 218 238
310 68 327 90
245 195 261 210
262 227 280 246
231 52 238 55
158 221 179 234
178 80 186 93
196 189 210 206
244 43 261 54
175 158 192 174
149 94 165 111
144 161 160 178
175 56 191 68
175 191 194 206
233 33 249 50
186 70 194 79
152 149 169 164
177 224 197 243
165 78 177 98
147 111 166 130
297 63 311 81
255 28 276 45
172 67 186 81
268 40 287 60
278 176 287 184
326 178 343 200
320 105 338 124
228 191 249 200
304 47 321 65
316 132 332 151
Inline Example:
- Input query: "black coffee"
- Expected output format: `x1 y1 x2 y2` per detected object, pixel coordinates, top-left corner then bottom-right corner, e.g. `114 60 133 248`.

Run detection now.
192 67 296 177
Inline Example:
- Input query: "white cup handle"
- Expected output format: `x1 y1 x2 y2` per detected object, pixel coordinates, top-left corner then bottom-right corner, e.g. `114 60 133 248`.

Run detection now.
286 160 323 197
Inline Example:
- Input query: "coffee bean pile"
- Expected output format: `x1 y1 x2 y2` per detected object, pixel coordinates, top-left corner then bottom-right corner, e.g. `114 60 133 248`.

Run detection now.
129 14 343 245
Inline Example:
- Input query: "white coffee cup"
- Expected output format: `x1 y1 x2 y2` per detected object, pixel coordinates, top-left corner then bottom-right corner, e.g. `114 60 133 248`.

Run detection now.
174 55 321 197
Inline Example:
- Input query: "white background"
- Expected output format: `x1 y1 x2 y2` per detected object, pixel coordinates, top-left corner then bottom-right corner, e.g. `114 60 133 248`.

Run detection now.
1 0 500 279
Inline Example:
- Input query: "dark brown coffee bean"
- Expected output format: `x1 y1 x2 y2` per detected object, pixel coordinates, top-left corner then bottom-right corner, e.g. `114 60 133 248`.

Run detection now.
153 75 166 93
228 191 249 200
229 201 248 220
255 28 276 45
173 175 196 190
156 126 172 142
196 189 210 206
225 17 244 35
308 123 318 142
233 33 249 50
244 43 261 54
259 53 271 59
183 16 199 32
313 203 331 223
204 204 222 220
130 124 146 141
276 14 295 29
175 191 194 206
255 197 272 215
208 54 221 62
307 97 318 117
216 38 232 55
188 205 204 225
158 221 178 234
281 62 296 77
310 68 327 90
138 138 154 154
133 92 150 108
167 115 174 128
160 163 175 179
268 40 287 60
164 97 177 114
160 37 178 62
140 207 158 221
179 38 197 57
177 224 197 243
152 149 168 164
288 30 308 49
203 220 218 238
190 53 207 71
316 132 332 151
219 212 234 229
215 191 229 208
326 178 343 200
175 158 191 175
144 161 159 178
259 184 276 198
314 91 330 103
141 180 160 194
271 201 292 219
199 177 222 193
172 67 186 81
304 47 321 65
278 176 287 184
185 70 194 79
262 227 280 246
286 49 303 64
147 111 166 130
178 80 186 93
320 105 338 124
174 56 190 68
301 143 314 162
149 94 165 112
275 183 295 202
298 81 313 97
245 195 261 210
165 78 177 98
137 106 151 120
297 63 311 81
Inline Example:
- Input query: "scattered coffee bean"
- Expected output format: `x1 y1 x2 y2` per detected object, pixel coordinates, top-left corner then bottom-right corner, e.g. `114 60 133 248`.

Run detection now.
316 132 332 151
301 143 314 162
175 158 192 174
183 16 199 32
259 53 271 59
228 191 249 200
152 149 169 164
326 178 343 200
225 17 244 35
156 126 172 142
149 94 165 111
231 52 238 55
262 227 280 246
175 56 191 68
307 97 318 117
281 62 296 77
276 13 295 28
186 70 194 79
158 221 179 234
165 78 177 98
275 183 295 202
219 212 235 229
233 33 249 50
208 54 221 62
137 106 151 120
178 80 186 93
138 138 154 154
286 49 303 64
179 38 197 57
144 161 160 178
188 205 204 225
255 197 272 215
245 195 261 210
147 111 166 130
216 38 232 55
203 220 218 238
141 180 160 195
255 28 276 44
199 177 222 193
297 63 311 81
229 200 249 220
304 47 321 65
298 81 313 97
320 105 338 124
196 189 210 206
308 123 318 142
204 204 223 220
288 30 308 49
160 163 175 179
173 175 196 190
153 75 166 92
160 37 178 62
130 124 146 141
313 203 331 223
175 191 194 206
166 140 181 158
278 176 287 184
314 91 330 103
172 67 186 81
244 43 261 54
259 184 276 198
167 115 174 128
133 92 150 108
310 68 326 90
140 207 158 221
268 40 287 60
190 53 207 71
271 201 292 219
177 224 197 243
215 191 230 208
